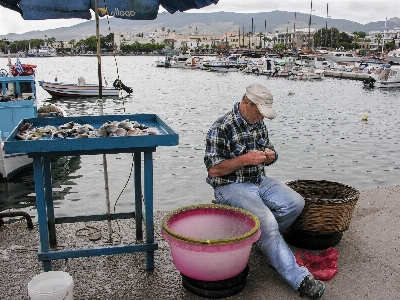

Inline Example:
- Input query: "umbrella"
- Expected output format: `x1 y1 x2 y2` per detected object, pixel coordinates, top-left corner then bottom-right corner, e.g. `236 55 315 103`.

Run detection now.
0 0 219 20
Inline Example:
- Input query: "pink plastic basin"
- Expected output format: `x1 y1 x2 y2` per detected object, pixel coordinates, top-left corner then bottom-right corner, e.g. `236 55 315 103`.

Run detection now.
161 204 261 281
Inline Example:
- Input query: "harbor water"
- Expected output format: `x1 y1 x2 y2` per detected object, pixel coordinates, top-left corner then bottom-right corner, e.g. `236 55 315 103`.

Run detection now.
1 56 399 221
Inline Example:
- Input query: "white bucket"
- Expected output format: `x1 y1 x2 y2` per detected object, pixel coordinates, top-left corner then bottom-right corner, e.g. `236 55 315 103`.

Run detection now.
28 271 73 300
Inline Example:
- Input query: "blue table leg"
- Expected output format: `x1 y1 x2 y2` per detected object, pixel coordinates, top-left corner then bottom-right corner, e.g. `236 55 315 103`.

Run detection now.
43 157 56 246
143 151 154 270
33 157 52 271
134 152 143 240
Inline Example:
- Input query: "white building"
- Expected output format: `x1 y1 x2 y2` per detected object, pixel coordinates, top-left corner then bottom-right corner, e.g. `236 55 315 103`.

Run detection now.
367 27 400 50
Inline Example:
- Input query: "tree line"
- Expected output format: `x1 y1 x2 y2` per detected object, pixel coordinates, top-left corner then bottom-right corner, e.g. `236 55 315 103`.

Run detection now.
0 34 175 55
1 28 398 55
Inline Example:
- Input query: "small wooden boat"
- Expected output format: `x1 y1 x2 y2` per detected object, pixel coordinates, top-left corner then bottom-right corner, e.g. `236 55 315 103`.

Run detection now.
39 78 132 97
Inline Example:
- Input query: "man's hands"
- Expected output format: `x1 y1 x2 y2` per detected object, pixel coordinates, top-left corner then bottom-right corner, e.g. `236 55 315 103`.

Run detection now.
246 149 275 166
264 148 276 164
208 149 276 178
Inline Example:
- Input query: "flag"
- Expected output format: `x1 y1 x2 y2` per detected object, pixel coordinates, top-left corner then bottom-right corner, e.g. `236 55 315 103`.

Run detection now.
15 58 24 75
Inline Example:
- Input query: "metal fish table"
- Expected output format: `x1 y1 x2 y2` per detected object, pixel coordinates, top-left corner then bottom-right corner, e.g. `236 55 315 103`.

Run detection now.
4 114 179 272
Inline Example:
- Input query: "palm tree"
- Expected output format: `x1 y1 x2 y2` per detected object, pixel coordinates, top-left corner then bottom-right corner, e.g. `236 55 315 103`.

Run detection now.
264 37 272 49
196 38 201 48
352 32 359 44
48 37 56 46
180 41 188 53
258 32 263 48
246 32 253 49
376 34 382 51
285 32 290 48
69 39 75 54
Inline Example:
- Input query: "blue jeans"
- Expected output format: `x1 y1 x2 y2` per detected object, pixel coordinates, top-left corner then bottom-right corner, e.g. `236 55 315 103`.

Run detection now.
213 176 310 290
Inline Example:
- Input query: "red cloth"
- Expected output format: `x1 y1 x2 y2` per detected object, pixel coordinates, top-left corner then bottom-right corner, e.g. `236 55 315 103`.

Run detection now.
295 247 339 281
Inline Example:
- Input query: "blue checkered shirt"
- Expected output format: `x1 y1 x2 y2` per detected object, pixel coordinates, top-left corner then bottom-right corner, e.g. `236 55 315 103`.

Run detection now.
204 102 278 188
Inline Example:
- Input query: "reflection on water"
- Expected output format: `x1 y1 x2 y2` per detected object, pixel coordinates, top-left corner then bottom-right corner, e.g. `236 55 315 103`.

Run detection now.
0 56 399 221
0 156 82 221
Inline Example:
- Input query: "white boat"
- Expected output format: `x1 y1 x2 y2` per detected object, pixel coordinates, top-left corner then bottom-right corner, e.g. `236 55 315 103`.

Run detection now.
363 66 400 88
26 42 37 57
288 70 324 81
38 43 57 57
26 49 38 57
322 50 361 62
241 58 264 74
166 53 191 68
183 56 204 69
386 49 400 65
39 77 132 97
203 54 246 72
0 60 64 179
313 56 332 69
38 44 57 57
315 48 329 54
253 55 293 77
155 59 167 67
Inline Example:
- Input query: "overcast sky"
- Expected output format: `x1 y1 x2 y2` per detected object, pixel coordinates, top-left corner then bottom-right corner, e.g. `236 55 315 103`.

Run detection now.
0 0 399 36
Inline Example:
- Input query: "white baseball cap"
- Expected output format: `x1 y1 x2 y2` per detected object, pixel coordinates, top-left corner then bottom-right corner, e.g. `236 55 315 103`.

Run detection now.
246 84 276 119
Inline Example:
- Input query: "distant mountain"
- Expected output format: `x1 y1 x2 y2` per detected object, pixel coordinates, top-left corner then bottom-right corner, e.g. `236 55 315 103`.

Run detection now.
2 11 399 42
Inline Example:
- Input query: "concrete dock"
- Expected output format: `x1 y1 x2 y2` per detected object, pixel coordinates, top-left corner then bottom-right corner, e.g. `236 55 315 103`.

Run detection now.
1 185 399 300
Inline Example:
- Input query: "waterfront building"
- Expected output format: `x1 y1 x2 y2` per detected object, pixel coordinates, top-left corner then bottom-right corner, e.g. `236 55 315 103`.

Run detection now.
357 26 400 54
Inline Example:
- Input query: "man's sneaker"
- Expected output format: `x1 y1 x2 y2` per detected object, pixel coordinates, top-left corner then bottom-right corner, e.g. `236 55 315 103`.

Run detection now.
297 275 325 299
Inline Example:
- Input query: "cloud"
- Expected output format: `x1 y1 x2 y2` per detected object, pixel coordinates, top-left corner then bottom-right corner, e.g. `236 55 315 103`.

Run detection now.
188 0 399 25
1 0 399 35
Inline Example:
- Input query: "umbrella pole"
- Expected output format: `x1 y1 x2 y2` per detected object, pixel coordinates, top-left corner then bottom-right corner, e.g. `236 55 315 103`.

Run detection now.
95 0 112 242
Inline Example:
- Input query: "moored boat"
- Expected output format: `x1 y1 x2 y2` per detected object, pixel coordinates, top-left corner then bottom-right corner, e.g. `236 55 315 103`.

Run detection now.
38 43 57 57
287 70 324 81
322 50 361 63
363 66 400 88
39 77 132 97
202 54 246 72
183 56 204 69
0 59 65 179
166 53 191 68
386 49 400 65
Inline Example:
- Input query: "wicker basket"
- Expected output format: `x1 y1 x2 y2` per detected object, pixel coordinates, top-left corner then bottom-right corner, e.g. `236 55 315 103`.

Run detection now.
286 180 359 234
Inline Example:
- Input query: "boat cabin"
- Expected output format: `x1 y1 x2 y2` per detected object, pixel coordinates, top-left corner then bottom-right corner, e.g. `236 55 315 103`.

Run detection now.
0 75 38 139
0 75 35 97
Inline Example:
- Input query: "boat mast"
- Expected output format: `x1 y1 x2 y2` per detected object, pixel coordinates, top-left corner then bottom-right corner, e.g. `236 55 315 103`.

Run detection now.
293 12 296 50
95 2 103 101
265 19 267 49
308 0 314 51
238 26 241 48
382 17 388 56
95 0 112 242
242 23 245 48
325 3 330 48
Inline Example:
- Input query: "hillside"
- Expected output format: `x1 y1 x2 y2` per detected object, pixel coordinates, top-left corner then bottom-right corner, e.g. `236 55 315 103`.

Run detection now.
2 11 399 42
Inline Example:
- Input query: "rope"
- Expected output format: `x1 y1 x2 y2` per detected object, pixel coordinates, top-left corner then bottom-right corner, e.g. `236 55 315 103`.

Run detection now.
102 0 139 230
113 154 136 235
76 225 102 241
102 0 126 113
